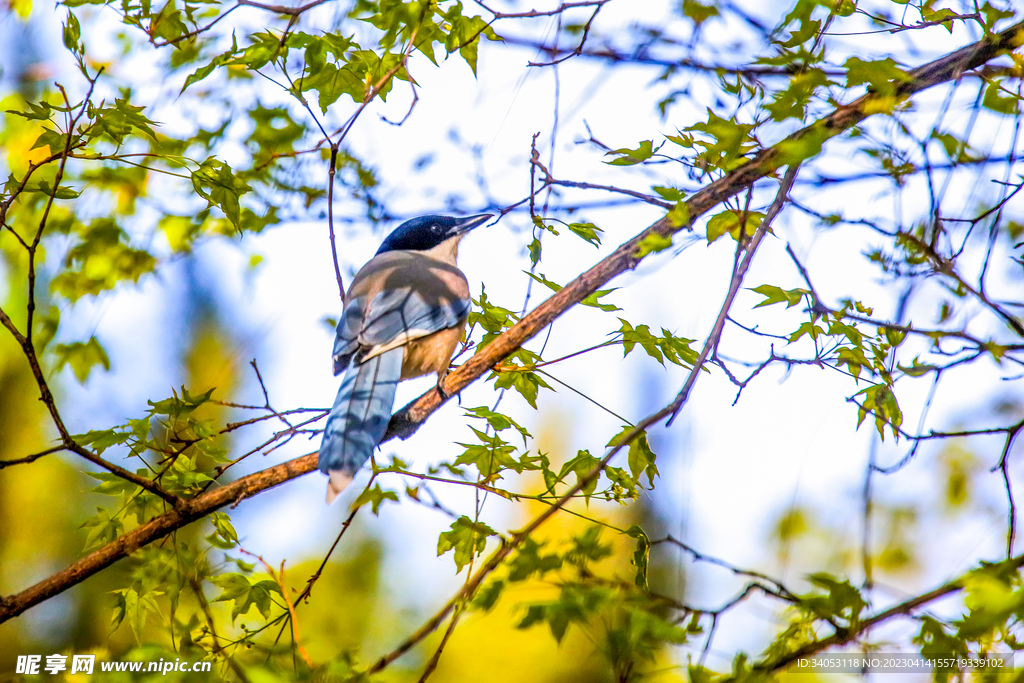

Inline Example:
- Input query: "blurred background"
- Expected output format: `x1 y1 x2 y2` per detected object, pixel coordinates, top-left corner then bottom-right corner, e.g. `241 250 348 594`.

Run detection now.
0 0 1022 679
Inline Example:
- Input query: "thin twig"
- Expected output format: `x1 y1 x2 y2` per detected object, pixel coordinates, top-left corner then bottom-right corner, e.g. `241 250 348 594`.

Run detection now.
327 145 345 302
240 549 314 669
2 23 1020 625
666 165 800 424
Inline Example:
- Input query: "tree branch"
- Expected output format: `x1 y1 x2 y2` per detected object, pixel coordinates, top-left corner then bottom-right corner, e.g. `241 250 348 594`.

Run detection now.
0 306 181 505
1 20 1021 625
757 553 1024 673
370 165 800 673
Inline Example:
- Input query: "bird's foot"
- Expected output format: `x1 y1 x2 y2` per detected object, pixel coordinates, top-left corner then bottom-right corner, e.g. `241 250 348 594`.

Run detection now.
436 372 450 400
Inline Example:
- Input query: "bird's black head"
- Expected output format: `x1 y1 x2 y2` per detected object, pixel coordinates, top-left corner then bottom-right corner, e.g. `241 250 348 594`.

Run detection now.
376 214 492 255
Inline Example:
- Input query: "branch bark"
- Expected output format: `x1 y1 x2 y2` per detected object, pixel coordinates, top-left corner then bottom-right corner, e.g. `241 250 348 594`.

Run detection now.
386 19 1024 438
368 164 801 674
1 19 1021 625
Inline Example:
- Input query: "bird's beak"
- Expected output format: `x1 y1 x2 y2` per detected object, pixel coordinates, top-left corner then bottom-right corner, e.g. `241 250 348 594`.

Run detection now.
451 213 493 237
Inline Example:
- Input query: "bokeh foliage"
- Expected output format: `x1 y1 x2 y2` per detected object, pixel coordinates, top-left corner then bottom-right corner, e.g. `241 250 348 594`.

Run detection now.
0 0 1023 681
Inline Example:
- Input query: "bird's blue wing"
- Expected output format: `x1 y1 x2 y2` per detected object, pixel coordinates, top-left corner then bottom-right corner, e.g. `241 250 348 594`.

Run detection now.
333 287 470 375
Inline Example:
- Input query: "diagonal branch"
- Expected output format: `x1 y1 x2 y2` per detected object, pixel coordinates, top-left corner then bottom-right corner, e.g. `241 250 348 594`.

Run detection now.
757 553 1024 673
665 165 798 424
0 451 312 620
367 163 800 675
1 20 1021 625
0 306 180 505
387 19 1024 440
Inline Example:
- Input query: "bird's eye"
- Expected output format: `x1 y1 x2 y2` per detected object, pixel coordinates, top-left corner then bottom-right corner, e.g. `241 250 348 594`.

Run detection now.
432 224 441 232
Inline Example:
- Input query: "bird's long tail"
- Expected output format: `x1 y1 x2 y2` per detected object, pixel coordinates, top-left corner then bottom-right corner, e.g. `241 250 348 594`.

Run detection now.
319 347 403 503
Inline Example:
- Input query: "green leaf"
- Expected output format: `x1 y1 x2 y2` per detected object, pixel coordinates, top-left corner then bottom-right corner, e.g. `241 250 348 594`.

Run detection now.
227 31 284 71
468 287 519 348
63 11 82 53
930 130 976 162
666 201 690 229
803 574 867 625
441 3 501 75
682 0 719 25
685 111 756 171
159 453 216 494
775 0 821 47
764 68 829 121
626 525 650 589
303 63 367 112
74 428 130 455
437 516 497 572
492 355 552 409
844 57 913 98
148 386 214 417
351 483 400 515
25 178 78 199
211 573 283 621
556 449 601 500
86 471 139 496
979 2 1014 30
455 426 521 480
191 159 252 230
508 538 563 581
149 0 187 43
775 124 831 165
87 98 159 144
854 383 903 441
653 186 686 201
517 583 614 643
569 529 613 564
207 511 239 549
789 321 824 343
605 140 660 166
897 358 938 377
635 232 673 258
473 579 506 611
180 36 239 93
882 326 906 347
80 506 126 551
528 236 542 265
55 336 111 383
706 210 764 243
32 305 60 353
567 221 603 247
608 426 659 487
616 318 697 368
464 405 532 447
835 346 870 379
249 105 304 157
750 284 809 309
921 7 958 32
957 566 1024 639
982 80 1020 115
6 100 55 121
110 587 162 640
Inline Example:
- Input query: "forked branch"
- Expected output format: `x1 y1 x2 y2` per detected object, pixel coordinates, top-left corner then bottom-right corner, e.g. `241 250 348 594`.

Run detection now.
1 20 1021 625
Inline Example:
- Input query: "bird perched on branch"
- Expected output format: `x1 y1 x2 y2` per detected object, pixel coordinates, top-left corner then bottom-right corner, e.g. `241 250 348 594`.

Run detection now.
319 213 493 503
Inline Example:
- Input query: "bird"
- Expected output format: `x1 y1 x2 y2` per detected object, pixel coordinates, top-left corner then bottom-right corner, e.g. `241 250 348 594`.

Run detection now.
318 213 493 503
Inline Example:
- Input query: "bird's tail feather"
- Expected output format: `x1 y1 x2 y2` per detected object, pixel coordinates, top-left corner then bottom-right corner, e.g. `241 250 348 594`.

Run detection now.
319 347 403 503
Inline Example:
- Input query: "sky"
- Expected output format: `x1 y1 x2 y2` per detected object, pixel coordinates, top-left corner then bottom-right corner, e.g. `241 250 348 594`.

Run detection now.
2 0 1023 672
